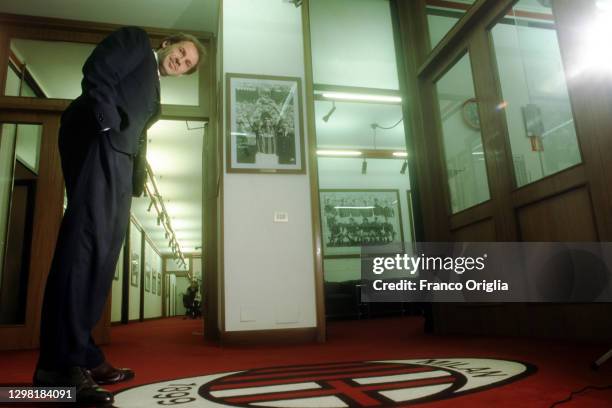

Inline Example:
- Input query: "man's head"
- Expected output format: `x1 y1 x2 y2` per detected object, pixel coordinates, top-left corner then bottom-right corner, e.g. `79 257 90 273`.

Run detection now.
157 33 206 77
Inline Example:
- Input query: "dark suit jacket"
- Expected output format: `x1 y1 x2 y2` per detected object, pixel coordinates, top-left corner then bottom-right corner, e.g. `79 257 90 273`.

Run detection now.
63 26 161 196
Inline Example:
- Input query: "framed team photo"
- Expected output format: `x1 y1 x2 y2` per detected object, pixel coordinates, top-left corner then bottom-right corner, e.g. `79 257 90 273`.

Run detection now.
320 189 404 258
226 73 305 173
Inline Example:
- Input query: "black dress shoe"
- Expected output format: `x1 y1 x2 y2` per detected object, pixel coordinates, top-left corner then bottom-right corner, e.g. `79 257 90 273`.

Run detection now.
89 361 135 385
33 366 113 405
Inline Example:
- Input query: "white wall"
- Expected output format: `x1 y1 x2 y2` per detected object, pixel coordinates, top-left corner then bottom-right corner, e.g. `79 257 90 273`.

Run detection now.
128 222 141 321
222 0 316 331
143 240 162 319
111 245 123 323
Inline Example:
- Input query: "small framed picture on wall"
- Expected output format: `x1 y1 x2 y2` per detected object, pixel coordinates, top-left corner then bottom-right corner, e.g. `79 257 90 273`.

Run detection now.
157 272 162 296
145 264 151 292
130 253 139 287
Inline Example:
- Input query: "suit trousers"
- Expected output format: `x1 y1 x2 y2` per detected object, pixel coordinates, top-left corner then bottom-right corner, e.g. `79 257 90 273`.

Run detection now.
38 116 133 370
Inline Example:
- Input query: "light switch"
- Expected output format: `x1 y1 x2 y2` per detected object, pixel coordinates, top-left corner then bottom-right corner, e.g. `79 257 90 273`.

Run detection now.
274 211 289 223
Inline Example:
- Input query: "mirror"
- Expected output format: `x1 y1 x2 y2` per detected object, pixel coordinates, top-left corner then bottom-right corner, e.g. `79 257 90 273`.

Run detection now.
0 122 42 324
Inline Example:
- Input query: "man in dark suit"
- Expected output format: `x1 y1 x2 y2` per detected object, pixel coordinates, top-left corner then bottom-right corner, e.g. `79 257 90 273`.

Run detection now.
33 27 205 405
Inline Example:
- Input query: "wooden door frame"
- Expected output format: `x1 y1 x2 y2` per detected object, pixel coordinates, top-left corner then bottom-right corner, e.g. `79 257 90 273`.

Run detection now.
394 0 612 340
0 12 220 347
0 107 64 350
395 0 612 242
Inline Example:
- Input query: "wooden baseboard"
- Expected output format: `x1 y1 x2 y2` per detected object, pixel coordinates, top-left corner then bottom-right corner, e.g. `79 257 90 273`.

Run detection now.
221 327 317 346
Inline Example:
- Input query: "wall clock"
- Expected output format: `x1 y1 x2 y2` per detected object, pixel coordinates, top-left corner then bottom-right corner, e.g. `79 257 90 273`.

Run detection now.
462 98 480 130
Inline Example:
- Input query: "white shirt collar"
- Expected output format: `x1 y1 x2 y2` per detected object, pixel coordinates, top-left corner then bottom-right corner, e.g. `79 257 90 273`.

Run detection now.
153 49 161 78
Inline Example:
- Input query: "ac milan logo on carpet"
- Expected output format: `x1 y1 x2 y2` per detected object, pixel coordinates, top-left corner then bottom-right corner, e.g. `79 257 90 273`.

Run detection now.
113 358 536 407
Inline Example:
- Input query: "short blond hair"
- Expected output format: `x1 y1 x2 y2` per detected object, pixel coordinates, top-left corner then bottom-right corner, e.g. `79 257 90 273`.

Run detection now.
160 33 207 75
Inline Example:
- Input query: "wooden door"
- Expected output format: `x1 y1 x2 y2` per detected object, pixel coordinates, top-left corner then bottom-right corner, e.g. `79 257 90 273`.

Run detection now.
0 109 63 349
395 0 612 340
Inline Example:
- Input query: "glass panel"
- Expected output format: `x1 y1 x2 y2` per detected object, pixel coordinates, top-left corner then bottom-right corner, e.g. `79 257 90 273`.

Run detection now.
427 0 477 49
15 124 41 174
0 122 42 324
131 120 204 257
310 0 399 89
6 38 199 105
315 100 405 150
435 53 490 213
160 73 199 106
491 0 581 187
7 39 94 99
128 221 141 320
309 0 414 303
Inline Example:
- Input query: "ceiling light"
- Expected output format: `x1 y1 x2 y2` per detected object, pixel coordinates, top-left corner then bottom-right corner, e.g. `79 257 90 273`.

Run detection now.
322 101 336 122
317 150 362 156
322 92 401 103
393 151 408 157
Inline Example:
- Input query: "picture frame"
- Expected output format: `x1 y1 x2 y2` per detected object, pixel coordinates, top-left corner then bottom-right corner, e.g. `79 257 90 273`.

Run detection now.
157 272 162 296
144 263 151 292
130 253 139 287
151 271 157 295
320 189 404 258
226 73 305 173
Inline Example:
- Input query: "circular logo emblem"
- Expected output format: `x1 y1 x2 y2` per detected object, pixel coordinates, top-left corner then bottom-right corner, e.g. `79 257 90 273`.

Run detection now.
114 358 535 407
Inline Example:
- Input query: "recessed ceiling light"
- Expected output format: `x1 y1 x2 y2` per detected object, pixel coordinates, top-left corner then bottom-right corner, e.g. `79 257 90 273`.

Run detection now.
317 150 362 156
321 92 401 103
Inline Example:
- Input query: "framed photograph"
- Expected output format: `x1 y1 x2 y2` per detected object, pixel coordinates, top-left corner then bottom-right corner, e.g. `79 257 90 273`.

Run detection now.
130 253 139 287
226 73 305 173
130 221 142 287
320 189 404 258
144 264 151 293
157 272 162 296
152 272 157 295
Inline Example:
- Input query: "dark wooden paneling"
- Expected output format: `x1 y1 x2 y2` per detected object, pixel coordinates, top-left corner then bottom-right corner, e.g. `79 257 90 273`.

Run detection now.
434 304 522 336
451 218 495 241
449 200 492 231
221 327 318 346
0 113 63 350
518 187 598 241
520 304 612 341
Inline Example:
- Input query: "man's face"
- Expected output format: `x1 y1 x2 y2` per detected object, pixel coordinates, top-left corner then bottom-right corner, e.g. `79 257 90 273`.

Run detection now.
158 40 198 76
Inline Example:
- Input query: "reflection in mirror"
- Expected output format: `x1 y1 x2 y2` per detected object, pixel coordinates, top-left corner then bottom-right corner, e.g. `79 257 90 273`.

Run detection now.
315 99 405 150
309 0 399 89
310 0 415 292
6 39 93 99
435 53 490 214
6 38 199 105
131 119 205 260
490 0 581 187
0 123 42 324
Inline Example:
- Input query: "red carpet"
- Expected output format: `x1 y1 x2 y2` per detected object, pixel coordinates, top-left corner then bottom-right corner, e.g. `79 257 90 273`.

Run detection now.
1 316 612 407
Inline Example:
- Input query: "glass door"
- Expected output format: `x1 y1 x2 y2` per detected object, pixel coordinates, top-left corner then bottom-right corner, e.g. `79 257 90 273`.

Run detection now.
0 111 63 350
